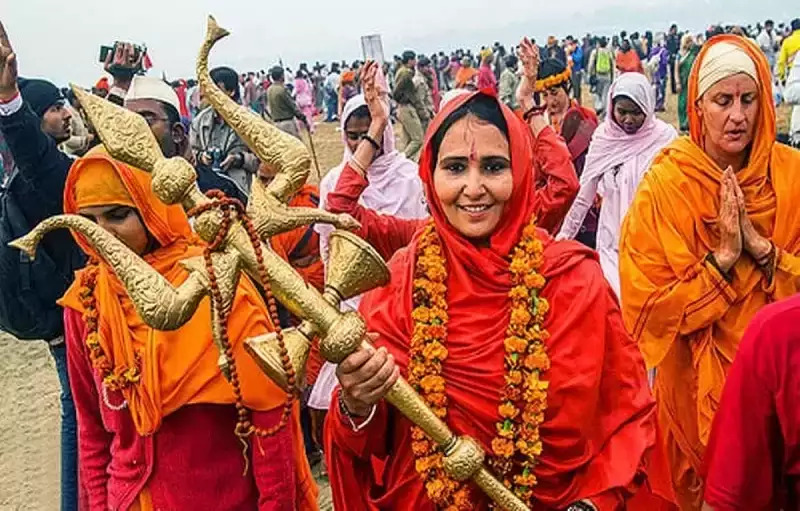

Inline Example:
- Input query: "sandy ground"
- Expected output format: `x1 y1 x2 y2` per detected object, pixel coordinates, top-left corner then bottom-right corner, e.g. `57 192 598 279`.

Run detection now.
0 89 792 510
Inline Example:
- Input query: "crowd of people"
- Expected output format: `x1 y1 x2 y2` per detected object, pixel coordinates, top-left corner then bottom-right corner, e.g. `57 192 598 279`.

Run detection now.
1 11 800 511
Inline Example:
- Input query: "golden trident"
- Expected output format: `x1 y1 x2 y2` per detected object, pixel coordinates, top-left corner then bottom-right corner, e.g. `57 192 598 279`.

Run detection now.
10 16 529 511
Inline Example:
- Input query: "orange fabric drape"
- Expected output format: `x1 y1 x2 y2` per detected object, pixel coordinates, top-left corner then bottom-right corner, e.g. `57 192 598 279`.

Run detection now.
616 49 644 74
619 35 800 510
58 150 288 435
454 67 478 88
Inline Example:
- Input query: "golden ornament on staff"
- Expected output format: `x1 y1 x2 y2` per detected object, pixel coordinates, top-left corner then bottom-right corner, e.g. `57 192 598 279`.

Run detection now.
9 15 530 511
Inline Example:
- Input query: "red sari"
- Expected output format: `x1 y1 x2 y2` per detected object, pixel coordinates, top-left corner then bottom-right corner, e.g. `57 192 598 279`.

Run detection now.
324 91 658 510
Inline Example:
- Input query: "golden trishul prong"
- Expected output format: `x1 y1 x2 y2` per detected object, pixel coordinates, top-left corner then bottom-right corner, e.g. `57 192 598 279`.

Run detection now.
8 14 529 511
198 17 529 510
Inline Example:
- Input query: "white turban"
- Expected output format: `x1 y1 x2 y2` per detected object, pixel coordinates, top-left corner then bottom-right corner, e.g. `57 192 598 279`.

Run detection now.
125 76 182 114
696 41 758 98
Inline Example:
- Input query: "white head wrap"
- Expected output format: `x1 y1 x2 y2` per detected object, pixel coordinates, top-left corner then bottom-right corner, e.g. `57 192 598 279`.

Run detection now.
125 76 182 114
696 41 758 98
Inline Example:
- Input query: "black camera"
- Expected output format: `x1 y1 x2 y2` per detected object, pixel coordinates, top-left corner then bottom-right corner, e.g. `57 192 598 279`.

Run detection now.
98 42 148 74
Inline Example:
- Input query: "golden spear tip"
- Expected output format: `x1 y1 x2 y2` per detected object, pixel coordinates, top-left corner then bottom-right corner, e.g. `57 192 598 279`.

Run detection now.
206 15 230 42
8 233 39 260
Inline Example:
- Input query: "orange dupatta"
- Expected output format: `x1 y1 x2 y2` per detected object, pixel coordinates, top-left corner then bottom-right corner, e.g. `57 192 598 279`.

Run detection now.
619 35 800 509
58 151 288 436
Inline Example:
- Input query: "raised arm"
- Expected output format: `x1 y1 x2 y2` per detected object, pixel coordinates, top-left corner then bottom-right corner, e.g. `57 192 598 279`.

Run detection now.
325 163 424 261
531 127 579 234
0 21 72 219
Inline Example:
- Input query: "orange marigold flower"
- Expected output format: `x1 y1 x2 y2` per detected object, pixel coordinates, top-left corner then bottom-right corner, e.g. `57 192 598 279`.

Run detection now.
498 401 518 419
510 307 532 326
523 351 550 371
422 341 448 361
513 471 538 487
523 272 546 289
415 455 436 474
426 478 448 502
411 427 427 441
506 369 523 386
428 324 446 339
506 386 523 402
410 363 428 379
420 375 446 393
496 423 515 439
427 264 447 283
429 392 448 408
453 488 472 509
504 336 528 354
509 256 529 275
412 440 430 456
429 307 449 323
412 307 432 323
522 223 538 239
492 437 515 458
509 285 529 301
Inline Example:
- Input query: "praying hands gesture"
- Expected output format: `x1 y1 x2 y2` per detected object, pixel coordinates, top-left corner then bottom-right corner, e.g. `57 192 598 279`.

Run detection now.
0 21 19 102
731 169 773 262
714 167 772 273
714 167 742 272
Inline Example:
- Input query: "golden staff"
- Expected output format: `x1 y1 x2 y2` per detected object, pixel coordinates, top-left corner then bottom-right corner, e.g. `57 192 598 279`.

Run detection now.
10 16 529 511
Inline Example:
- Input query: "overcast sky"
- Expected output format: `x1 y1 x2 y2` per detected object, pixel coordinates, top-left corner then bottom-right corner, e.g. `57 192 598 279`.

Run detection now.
2 0 795 86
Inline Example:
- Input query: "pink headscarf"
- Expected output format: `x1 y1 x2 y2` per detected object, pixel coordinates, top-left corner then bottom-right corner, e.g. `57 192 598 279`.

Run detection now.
581 72 676 184
316 94 428 264
294 77 313 107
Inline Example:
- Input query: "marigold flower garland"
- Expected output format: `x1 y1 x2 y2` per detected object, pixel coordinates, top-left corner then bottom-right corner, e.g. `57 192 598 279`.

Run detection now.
407 218 550 509
79 261 143 394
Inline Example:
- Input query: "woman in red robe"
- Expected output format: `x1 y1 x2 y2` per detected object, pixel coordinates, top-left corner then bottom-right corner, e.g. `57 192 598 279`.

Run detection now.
323 59 658 511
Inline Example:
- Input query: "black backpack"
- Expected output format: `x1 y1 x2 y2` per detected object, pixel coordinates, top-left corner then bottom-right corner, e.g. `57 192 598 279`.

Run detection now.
0 172 77 340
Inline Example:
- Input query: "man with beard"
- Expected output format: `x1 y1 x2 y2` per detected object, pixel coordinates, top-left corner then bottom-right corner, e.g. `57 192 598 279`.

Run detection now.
0 37 247 511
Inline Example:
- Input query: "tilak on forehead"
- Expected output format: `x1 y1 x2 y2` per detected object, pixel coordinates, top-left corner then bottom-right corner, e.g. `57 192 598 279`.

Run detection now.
462 114 481 161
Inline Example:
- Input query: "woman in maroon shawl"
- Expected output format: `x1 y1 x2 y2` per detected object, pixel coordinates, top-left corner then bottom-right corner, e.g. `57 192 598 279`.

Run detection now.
537 58 600 248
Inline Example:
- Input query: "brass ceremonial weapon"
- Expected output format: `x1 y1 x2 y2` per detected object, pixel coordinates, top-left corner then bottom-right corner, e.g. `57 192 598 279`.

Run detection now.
9 16 529 511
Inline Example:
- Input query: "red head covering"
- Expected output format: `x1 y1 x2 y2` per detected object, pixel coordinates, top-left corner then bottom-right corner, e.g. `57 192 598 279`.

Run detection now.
326 92 656 510
417 90 536 293
94 77 110 92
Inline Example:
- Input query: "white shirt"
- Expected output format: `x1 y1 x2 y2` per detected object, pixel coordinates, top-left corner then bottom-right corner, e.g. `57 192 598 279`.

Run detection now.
783 51 800 145
757 29 778 64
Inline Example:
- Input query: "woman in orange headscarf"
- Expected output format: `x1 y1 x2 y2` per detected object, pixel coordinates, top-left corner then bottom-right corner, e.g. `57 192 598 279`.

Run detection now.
60 149 317 511
323 62 658 511
620 35 800 510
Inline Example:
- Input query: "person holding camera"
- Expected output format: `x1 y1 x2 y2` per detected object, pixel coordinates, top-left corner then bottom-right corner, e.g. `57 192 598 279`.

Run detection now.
190 66 260 194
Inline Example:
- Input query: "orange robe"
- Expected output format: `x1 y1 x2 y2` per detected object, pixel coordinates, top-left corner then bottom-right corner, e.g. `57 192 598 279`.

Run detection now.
60 151 318 510
619 35 800 510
